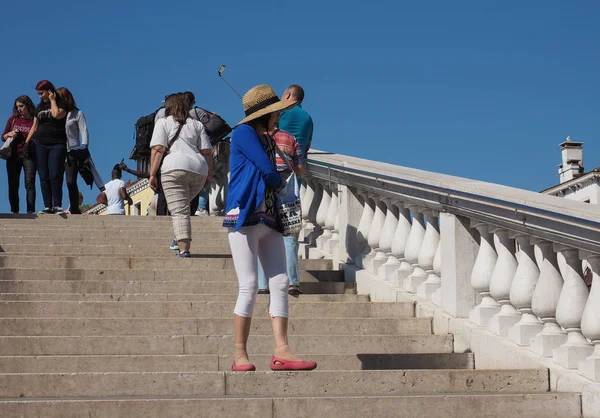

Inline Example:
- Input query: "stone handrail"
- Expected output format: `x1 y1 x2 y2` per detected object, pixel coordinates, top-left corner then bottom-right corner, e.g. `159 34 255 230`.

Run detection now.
301 149 600 385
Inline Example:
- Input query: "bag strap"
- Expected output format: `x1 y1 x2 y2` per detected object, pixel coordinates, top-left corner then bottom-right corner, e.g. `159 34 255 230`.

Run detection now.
166 122 185 151
266 133 294 174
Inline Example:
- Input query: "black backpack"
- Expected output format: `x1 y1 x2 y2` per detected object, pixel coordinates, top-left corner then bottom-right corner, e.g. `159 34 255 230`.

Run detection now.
129 108 162 160
193 107 232 145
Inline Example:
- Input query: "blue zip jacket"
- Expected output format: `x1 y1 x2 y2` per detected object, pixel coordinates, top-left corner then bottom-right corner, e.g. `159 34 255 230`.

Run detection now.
225 124 283 231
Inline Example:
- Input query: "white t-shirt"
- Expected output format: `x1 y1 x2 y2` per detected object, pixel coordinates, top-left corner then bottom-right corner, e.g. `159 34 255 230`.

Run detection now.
104 179 126 215
150 116 212 175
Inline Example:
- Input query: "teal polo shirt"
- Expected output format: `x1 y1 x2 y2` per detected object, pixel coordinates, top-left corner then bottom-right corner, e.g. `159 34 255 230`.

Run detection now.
279 105 313 155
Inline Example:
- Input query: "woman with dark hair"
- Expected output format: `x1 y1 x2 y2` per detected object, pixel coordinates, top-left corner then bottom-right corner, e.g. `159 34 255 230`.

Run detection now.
1 95 37 213
57 87 104 214
25 80 68 214
223 84 316 372
149 93 213 258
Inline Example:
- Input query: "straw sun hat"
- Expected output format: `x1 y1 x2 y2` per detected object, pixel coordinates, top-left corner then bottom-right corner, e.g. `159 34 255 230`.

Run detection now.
236 84 297 126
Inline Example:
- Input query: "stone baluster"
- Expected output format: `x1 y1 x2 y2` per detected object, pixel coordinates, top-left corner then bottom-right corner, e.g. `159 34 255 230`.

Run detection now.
305 182 324 247
299 180 316 243
418 238 442 301
378 203 412 282
315 186 333 251
363 198 387 274
404 210 439 294
355 195 375 269
529 240 567 357
580 254 600 381
372 199 399 276
323 188 340 257
398 206 426 288
507 235 542 346
553 246 593 369
469 223 500 327
487 228 520 336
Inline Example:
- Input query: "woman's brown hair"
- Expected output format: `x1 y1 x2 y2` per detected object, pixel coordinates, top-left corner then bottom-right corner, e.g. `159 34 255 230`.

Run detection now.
164 93 188 124
13 95 35 117
35 80 56 93
57 87 77 112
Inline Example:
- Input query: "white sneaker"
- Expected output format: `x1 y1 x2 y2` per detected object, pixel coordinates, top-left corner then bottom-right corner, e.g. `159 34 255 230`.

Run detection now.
195 209 209 217
54 207 65 214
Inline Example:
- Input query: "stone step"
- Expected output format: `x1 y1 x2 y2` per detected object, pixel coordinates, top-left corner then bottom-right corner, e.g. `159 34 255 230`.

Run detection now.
0 244 232 256
0 334 453 355
0 236 231 247
0 369 550 399
0 393 581 418
0 317 429 336
0 392 581 418
0 268 343 283
0 228 226 238
0 214 224 223
0 301 414 319
0 353 475 373
0 293 366 302
0 256 333 270
0 280 356 295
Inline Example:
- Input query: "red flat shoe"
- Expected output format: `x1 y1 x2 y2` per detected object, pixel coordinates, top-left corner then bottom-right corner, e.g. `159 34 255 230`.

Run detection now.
231 362 256 372
270 356 317 371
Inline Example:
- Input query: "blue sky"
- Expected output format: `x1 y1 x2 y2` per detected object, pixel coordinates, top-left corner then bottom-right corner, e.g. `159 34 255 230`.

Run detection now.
1 0 599 211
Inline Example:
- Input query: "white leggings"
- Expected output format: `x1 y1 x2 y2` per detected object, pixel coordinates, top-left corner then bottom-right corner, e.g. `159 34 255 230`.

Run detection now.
228 223 289 318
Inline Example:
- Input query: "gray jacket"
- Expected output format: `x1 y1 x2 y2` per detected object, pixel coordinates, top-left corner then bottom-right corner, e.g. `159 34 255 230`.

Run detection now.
65 108 89 152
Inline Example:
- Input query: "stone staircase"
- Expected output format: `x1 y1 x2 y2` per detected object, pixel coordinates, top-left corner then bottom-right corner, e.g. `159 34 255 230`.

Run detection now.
0 216 581 417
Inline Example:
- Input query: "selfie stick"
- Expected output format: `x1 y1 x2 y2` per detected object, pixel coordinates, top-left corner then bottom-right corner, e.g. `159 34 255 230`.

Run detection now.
217 65 243 99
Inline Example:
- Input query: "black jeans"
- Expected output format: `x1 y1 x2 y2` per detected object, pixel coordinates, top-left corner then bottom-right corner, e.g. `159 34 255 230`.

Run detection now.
36 142 67 209
65 148 93 215
6 155 36 213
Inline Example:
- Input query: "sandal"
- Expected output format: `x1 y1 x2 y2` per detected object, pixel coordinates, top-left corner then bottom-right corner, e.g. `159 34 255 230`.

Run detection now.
270 356 317 371
288 286 302 296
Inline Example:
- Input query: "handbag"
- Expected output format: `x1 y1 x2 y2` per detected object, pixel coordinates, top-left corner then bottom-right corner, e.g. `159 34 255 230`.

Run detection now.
0 119 15 160
268 134 302 235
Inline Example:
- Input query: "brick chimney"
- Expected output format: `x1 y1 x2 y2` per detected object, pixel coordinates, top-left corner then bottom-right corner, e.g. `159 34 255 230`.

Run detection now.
558 136 584 183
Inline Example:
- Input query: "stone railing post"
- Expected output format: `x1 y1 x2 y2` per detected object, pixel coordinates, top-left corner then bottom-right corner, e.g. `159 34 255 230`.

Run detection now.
416 211 441 300
529 240 566 357
363 198 387 274
323 188 340 257
553 246 592 369
315 186 333 251
469 222 500 327
487 228 520 336
355 194 375 269
507 234 542 346
580 254 600 381
400 206 426 291
418 239 442 301
439 213 478 318
299 180 317 243
336 185 363 267
404 209 438 293
305 181 324 247
372 199 399 276
378 203 411 282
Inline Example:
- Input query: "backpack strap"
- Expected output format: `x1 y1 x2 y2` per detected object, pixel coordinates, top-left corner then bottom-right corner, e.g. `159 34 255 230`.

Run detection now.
167 122 185 151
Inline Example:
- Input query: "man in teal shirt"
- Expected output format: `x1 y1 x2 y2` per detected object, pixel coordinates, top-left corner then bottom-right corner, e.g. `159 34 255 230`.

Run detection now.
280 85 313 155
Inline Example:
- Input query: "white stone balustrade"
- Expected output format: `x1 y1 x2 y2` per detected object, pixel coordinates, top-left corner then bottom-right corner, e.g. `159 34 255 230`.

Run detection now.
469 222 500 327
299 180 316 243
529 240 567 357
507 235 542 346
416 212 441 300
487 228 520 336
372 199 399 277
553 247 592 369
363 198 387 274
315 186 333 251
378 204 412 282
355 194 375 269
580 254 600 381
323 188 340 257
401 206 426 291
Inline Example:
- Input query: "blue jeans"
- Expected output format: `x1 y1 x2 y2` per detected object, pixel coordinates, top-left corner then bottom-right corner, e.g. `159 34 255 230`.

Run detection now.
258 234 300 289
36 143 67 209
198 189 209 210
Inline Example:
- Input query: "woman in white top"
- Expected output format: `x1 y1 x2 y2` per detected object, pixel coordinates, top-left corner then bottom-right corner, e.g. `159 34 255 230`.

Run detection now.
57 87 104 214
149 93 212 258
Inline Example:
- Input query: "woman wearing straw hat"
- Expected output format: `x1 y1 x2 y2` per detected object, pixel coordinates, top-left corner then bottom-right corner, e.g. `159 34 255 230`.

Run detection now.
223 85 317 372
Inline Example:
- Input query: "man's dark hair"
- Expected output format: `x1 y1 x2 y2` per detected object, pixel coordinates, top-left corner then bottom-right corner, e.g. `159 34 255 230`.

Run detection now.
112 164 122 179
286 85 305 103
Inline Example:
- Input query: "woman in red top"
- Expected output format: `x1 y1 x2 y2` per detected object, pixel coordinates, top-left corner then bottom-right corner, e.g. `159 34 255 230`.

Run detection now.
1 96 36 213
